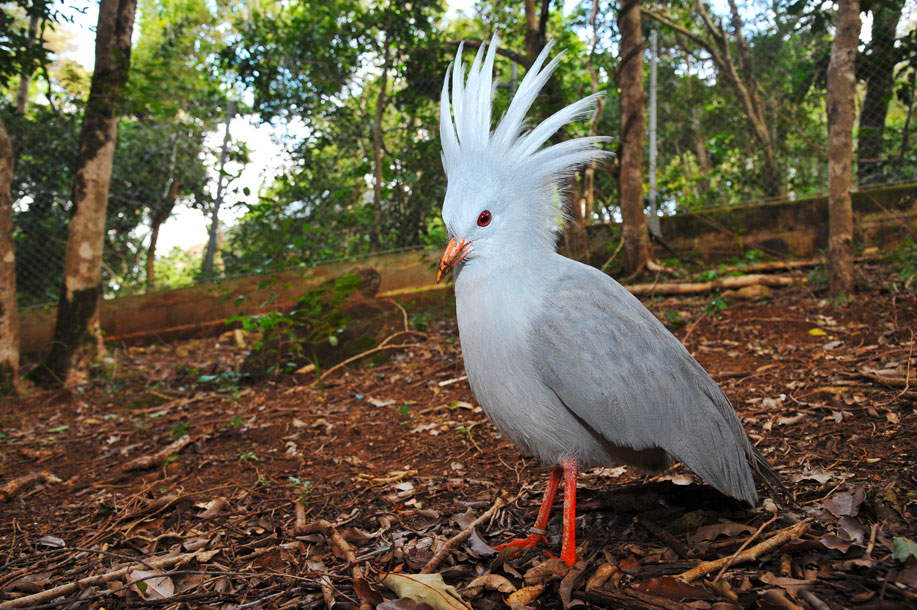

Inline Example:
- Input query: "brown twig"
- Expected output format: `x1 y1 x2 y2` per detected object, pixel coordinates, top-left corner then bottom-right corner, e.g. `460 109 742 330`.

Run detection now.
712 513 778 582
0 549 219 608
121 434 195 471
0 471 60 502
421 496 506 574
679 519 809 582
302 330 427 382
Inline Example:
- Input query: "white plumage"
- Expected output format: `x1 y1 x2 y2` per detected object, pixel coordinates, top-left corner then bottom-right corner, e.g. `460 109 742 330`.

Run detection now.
436 35 781 567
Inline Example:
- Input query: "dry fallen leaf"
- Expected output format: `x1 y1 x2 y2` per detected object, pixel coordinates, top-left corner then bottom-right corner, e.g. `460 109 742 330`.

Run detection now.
637 576 714 600
506 584 545 606
462 573 516 598
128 570 174 600
381 572 471 610
523 557 570 585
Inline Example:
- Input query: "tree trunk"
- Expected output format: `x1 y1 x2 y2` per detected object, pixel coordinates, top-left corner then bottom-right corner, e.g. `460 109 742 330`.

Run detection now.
0 117 19 394
31 0 137 387
146 180 180 288
202 99 234 278
618 0 652 276
827 0 860 297
857 1 903 186
370 39 392 255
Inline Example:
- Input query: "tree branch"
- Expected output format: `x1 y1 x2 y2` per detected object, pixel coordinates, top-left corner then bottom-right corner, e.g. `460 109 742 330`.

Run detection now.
446 39 531 69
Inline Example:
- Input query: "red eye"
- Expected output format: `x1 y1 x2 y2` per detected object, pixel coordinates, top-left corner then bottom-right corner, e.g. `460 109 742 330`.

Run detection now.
477 210 492 226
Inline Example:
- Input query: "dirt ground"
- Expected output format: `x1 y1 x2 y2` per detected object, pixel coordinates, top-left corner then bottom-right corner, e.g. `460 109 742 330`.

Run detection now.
1 260 915 610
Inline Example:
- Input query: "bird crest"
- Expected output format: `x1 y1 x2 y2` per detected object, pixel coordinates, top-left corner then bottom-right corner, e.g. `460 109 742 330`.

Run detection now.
439 34 609 244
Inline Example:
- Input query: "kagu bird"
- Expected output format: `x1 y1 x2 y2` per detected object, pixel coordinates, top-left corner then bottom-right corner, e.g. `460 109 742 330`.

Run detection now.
435 36 783 567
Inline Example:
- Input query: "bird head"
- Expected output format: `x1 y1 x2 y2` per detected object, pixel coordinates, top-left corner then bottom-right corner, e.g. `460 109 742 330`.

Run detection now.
436 34 609 283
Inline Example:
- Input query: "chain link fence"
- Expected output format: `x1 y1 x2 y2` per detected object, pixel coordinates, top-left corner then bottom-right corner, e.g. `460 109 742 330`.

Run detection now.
8 3 917 309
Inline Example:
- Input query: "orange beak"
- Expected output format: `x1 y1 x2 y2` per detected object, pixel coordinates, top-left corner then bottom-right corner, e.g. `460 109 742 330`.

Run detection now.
436 237 471 283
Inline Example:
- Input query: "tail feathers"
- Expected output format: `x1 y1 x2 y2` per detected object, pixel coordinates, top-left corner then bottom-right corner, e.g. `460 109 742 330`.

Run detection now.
750 447 794 505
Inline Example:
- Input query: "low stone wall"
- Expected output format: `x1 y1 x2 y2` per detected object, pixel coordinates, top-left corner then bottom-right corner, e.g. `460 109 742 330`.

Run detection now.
19 183 917 356
585 183 917 264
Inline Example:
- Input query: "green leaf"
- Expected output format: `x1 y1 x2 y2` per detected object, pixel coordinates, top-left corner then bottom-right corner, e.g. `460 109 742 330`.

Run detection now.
892 537 917 562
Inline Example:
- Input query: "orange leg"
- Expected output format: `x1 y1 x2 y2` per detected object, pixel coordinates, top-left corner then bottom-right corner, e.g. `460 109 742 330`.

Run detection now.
559 458 578 567
494 464 562 553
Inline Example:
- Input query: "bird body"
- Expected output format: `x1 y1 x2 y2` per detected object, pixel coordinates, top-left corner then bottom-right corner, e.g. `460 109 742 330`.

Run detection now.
456 252 757 501
436 35 780 566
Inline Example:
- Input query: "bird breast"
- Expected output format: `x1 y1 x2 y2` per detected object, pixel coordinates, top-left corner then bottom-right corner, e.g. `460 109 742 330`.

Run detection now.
453 266 609 465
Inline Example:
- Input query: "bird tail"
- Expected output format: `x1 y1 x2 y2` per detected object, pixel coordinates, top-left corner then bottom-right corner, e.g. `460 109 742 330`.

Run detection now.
750 447 794 505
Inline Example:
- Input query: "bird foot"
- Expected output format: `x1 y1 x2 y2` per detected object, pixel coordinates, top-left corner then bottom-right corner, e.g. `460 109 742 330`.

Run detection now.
545 548 577 568
493 532 547 552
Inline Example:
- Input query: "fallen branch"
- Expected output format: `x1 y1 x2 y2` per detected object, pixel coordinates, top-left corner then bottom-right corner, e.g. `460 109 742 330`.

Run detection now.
421 497 506 574
627 273 798 296
679 519 809 583
121 435 194 471
713 514 778 582
0 471 60 502
303 330 427 382
575 587 694 609
0 548 218 608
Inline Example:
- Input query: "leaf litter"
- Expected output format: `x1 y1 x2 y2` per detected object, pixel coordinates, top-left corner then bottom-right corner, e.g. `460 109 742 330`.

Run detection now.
0 261 915 608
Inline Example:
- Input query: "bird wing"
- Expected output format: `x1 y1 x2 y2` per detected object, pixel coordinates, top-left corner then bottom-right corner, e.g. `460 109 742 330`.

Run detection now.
530 260 763 503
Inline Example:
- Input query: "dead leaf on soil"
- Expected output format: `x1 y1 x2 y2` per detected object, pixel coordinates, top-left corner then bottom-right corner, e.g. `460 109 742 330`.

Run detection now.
524 557 570 585
378 599 436 610
823 486 866 517
507 584 545 606
462 573 516 598
381 572 471 610
689 521 756 546
128 569 175 600
818 534 851 553
465 528 496 557
790 467 834 484
637 576 714 600
585 563 618 591
353 576 384 604
759 572 816 594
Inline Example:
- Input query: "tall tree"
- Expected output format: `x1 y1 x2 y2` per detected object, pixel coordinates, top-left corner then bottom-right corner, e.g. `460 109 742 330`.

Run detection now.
618 0 652 275
827 0 860 296
857 0 904 185
0 118 17 394
32 0 137 386
1 0 54 392
643 1 786 198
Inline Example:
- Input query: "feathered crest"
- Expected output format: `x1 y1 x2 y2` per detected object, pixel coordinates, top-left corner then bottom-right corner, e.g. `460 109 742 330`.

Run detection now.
440 34 608 192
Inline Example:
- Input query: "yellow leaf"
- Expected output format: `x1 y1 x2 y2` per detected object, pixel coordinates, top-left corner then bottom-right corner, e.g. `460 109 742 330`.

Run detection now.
808 328 827 336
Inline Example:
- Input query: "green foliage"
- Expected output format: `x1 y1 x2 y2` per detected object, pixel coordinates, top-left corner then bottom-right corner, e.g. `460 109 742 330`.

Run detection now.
889 236 917 290
704 297 728 317
0 0 54 90
892 536 917 562
229 273 364 376
664 310 686 330
170 421 191 437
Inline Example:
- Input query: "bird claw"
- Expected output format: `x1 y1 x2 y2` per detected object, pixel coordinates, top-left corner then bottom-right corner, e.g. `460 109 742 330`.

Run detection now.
493 532 547 552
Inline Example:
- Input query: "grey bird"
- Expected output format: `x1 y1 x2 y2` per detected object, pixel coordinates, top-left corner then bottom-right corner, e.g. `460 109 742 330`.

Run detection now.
435 36 783 567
